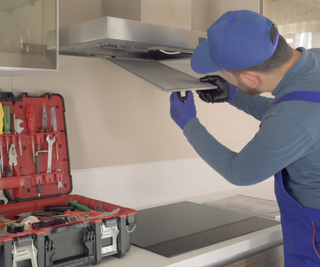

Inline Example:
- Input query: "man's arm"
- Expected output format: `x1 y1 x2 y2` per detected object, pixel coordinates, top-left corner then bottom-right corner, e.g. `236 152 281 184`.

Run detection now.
183 115 312 185
169 90 312 186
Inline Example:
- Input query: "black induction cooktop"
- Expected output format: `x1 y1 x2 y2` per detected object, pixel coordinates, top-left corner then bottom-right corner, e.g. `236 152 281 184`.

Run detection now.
131 201 280 258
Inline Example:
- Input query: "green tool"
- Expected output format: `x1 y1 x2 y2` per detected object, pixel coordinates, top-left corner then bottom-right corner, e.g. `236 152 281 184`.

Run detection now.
0 103 4 135
3 105 10 153
3 105 10 135
70 200 91 212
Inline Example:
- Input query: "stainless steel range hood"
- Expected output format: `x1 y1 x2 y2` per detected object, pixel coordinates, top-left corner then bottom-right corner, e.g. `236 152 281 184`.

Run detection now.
52 16 216 92
57 16 207 60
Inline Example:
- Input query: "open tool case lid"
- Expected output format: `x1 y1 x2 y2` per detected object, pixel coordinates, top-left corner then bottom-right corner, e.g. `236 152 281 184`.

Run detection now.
0 92 72 203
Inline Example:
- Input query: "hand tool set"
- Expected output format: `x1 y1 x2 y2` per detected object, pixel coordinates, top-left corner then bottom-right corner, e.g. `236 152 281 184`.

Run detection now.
0 92 137 267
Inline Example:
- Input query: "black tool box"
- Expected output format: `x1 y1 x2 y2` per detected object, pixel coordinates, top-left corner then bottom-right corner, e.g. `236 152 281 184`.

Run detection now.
0 92 137 267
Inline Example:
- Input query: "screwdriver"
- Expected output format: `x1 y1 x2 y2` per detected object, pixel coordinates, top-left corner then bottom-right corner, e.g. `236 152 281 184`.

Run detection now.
26 105 36 162
38 103 49 151
50 107 59 160
3 105 10 153
10 114 15 134
70 200 91 212
0 103 3 135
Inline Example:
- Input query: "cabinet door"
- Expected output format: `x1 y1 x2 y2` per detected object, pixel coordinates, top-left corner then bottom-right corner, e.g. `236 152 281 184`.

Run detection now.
0 0 58 75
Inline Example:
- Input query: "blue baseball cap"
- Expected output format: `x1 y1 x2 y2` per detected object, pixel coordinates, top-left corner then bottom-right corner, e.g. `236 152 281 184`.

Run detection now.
191 10 279 74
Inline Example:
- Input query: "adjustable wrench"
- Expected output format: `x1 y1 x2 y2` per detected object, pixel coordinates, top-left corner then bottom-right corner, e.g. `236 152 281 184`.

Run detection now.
46 135 55 173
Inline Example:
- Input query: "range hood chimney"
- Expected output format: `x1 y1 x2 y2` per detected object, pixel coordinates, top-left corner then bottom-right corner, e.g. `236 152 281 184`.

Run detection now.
50 16 216 92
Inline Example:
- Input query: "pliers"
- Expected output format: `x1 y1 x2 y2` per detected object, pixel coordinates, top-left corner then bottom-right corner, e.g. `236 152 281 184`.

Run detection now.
5 144 21 201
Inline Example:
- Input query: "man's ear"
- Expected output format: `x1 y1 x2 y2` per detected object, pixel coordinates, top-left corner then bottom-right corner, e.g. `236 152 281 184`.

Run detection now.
240 72 260 88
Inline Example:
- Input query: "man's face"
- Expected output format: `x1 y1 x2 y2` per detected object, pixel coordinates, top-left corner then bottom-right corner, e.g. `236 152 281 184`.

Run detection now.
222 70 261 96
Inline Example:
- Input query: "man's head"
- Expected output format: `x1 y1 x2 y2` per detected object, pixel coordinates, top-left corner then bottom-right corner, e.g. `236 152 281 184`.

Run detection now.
223 24 293 95
191 10 294 95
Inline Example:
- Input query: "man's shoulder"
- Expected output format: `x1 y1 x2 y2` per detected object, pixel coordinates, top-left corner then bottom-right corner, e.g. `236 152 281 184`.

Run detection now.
307 48 320 57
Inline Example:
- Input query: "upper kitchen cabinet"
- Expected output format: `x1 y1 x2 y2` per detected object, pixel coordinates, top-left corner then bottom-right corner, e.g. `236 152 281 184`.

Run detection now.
0 0 58 76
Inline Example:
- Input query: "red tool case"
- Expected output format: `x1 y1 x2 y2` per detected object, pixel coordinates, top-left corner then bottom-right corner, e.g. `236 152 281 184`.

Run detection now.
0 93 137 267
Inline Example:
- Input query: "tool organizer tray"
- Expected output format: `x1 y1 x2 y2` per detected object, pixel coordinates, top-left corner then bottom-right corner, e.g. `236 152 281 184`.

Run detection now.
0 93 137 267
0 93 70 201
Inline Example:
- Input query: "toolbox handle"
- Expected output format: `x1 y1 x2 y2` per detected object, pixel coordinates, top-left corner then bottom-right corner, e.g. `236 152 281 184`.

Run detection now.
51 255 92 267
51 221 83 233
0 92 23 102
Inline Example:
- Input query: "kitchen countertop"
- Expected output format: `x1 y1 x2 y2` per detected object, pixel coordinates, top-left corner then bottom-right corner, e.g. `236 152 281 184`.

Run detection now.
99 181 282 267
218 244 284 267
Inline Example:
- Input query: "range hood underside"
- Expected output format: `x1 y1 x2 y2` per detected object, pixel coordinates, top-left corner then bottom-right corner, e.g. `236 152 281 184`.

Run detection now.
58 40 194 61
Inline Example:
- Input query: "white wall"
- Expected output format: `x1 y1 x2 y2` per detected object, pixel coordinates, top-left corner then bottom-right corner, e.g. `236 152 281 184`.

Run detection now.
59 0 102 27
207 0 261 25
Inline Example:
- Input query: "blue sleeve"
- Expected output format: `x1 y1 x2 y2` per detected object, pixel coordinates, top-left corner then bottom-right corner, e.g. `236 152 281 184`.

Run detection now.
229 88 274 121
183 116 313 186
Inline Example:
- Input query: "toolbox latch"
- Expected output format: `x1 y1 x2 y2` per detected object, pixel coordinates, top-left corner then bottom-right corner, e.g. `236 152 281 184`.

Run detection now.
82 227 96 265
101 218 119 257
126 215 137 233
45 236 55 267
12 235 38 267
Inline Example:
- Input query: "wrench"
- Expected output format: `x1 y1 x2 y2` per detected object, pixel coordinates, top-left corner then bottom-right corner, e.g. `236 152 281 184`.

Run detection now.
35 150 48 197
15 119 24 134
0 162 8 205
46 135 55 173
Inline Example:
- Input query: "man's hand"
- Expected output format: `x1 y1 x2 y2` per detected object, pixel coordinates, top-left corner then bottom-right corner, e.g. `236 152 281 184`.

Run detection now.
170 91 196 130
197 75 231 103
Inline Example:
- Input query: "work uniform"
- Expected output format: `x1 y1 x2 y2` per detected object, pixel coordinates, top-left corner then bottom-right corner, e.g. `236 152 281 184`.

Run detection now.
184 47 320 266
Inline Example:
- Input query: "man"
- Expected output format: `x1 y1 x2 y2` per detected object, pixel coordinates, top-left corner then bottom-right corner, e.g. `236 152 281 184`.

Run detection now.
170 10 320 267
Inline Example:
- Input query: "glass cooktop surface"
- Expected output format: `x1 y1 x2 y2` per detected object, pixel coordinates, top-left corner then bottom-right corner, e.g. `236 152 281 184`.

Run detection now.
131 201 280 257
